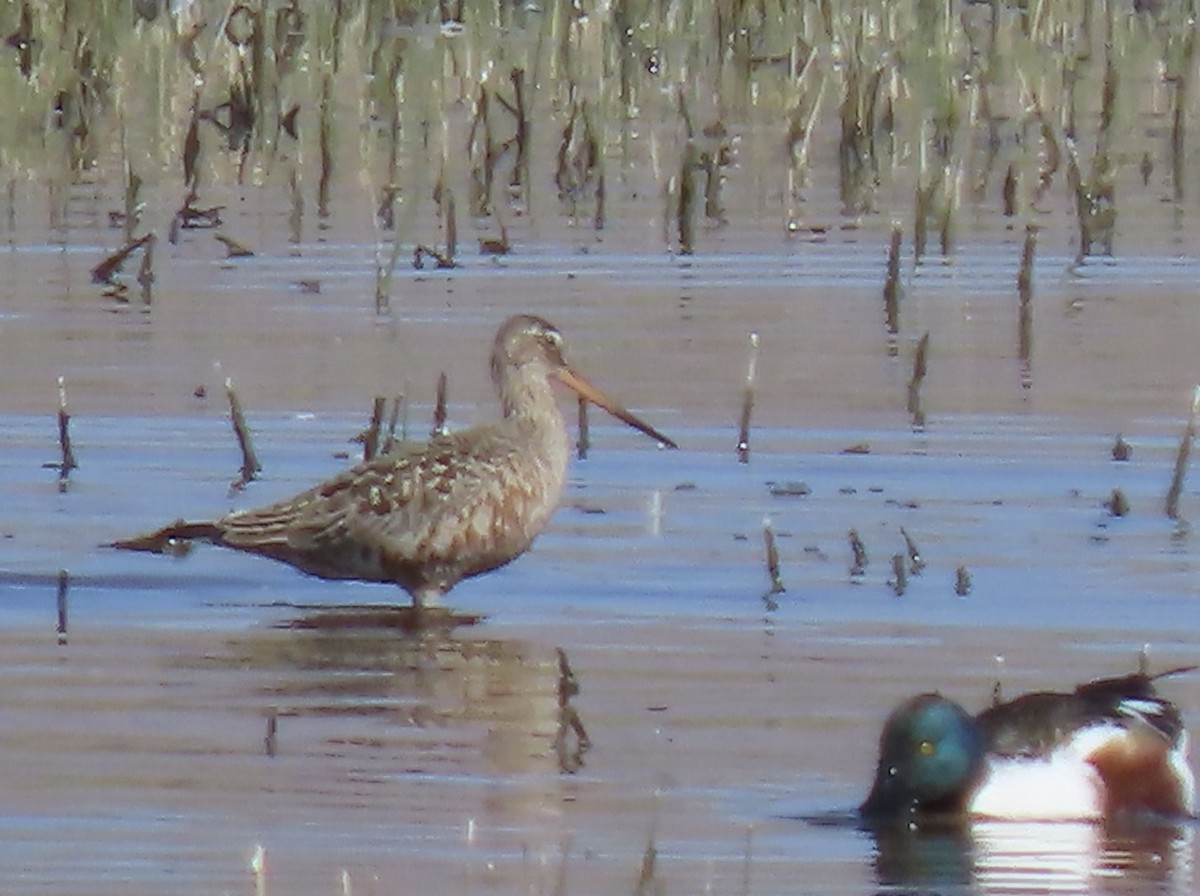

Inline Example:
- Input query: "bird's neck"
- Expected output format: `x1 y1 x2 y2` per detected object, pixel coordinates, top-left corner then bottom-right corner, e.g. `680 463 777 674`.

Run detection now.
499 368 563 423
499 368 572 480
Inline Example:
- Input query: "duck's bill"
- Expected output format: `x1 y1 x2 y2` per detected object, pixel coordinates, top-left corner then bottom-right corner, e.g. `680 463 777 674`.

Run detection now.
555 366 679 449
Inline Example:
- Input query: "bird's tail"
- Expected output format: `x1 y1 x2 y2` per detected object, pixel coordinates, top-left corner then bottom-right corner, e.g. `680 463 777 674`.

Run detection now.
108 520 222 553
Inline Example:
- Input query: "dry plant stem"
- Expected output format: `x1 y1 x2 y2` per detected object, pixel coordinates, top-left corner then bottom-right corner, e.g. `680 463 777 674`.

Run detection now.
1017 224 1036 300
635 836 660 896
736 333 759 464
849 528 868 577
890 553 907 596
382 394 403 454
264 709 278 758
576 396 589 460
90 233 154 284
215 233 254 257
1165 385 1200 519
1171 20 1195 202
883 222 902 333
363 396 386 461
56 568 69 645
907 332 929 418
763 515 785 595
432 372 449 438
137 232 156 303
56 376 78 487
225 377 262 491
900 526 925 574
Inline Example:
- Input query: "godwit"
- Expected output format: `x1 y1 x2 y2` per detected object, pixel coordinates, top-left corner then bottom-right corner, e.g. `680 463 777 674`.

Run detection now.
113 314 677 607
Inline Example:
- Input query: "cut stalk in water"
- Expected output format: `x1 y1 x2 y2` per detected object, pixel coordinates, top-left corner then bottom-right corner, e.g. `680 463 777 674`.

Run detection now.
1112 434 1130 461
762 515 785 602
432 372 449 438
215 233 254 257
677 145 698 256
56 568 69 645
1106 488 1129 517
381 394 404 455
1018 224 1036 388
576 396 589 460
1171 21 1194 202
883 222 902 334
849 528 867 578
91 233 154 285
226 377 262 492
264 709 277 757
361 396 386 462
955 565 972 597
137 232 155 304
907 332 929 428
1164 385 1200 519
736 333 759 464
900 526 925 574
55 376 78 490
890 552 907 596
123 163 142 245
1017 224 1036 302
1002 164 1017 217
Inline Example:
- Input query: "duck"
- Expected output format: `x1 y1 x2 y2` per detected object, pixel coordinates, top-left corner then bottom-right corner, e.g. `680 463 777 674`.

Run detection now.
860 667 1195 824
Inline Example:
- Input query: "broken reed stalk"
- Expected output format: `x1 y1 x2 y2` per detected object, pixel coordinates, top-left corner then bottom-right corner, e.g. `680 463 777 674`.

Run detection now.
56 376 78 489
677 143 697 255
890 552 907 596
899 526 925 574
848 528 867 577
1171 22 1195 202
1017 224 1036 388
264 708 278 757
225 377 262 491
443 186 458 265
736 333 759 464
762 515 785 597
907 332 929 419
363 396 386 461
123 164 141 245
56 568 69 645
90 232 154 285
215 233 254 257
432 372 449 438
1165 385 1200 520
635 836 660 896
883 222 902 334
1002 164 1017 217
576 395 589 460
137 232 155 304
1017 223 1036 301
382 393 403 454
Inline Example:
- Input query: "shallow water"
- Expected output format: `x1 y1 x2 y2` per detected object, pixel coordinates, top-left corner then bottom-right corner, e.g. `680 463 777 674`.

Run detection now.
6 2 1200 892
6 403 1200 894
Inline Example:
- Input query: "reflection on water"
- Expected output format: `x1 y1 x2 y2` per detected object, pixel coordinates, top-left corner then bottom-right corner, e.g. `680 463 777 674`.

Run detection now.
869 818 1193 895
230 606 590 777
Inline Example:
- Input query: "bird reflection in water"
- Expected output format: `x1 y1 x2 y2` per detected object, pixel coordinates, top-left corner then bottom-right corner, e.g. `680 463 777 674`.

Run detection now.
865 817 1193 894
230 605 590 776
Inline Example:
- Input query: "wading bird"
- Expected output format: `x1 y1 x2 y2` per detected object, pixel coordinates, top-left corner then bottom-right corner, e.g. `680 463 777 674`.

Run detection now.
113 314 677 607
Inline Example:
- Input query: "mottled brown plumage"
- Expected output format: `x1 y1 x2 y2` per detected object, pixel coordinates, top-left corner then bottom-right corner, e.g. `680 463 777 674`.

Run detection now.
113 315 677 607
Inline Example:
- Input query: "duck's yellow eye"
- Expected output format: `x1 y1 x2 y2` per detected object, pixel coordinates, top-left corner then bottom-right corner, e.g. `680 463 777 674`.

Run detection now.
918 739 936 757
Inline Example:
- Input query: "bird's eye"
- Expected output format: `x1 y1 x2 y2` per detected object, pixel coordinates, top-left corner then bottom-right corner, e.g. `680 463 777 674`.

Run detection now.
918 739 935 757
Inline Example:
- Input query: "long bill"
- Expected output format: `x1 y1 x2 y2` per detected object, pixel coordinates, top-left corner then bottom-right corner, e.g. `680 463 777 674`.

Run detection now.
554 366 679 449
